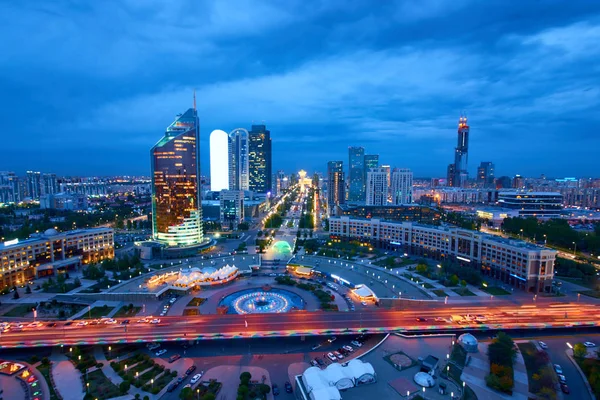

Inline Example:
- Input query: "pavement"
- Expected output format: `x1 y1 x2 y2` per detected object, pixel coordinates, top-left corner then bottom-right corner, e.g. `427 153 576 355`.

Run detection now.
50 347 84 400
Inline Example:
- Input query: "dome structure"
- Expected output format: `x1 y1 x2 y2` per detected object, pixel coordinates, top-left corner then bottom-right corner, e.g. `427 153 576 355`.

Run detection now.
458 333 479 353
44 228 59 236
414 372 435 387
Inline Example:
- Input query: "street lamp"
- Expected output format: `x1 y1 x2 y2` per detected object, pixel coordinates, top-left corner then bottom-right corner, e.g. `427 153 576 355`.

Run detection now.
566 342 573 349
572 241 577 256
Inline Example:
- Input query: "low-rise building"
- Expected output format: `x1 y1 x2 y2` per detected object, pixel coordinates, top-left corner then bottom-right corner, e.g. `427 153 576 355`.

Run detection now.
497 191 563 218
329 216 556 293
337 204 441 224
0 227 114 289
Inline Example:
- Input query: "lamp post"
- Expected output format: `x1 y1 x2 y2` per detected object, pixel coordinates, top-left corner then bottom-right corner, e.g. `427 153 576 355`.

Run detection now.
572 241 577 256
86 382 89 393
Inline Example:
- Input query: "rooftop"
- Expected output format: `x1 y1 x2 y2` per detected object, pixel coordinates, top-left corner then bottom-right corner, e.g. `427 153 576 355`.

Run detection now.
0 227 112 250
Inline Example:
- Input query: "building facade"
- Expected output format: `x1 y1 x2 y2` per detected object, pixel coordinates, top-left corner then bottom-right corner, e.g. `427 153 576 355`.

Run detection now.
228 128 250 191
0 171 21 203
365 168 388 206
336 204 441 225
391 168 413 205
477 162 495 188
26 171 41 200
329 216 556 292
0 227 114 289
151 106 204 247
348 146 365 202
327 161 345 217
220 190 244 229
248 125 272 194
449 117 469 187
497 191 563 218
40 193 88 211
41 173 59 196
209 129 229 191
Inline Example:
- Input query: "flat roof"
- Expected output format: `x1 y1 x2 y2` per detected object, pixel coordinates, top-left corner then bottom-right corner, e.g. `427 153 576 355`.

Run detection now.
0 227 112 250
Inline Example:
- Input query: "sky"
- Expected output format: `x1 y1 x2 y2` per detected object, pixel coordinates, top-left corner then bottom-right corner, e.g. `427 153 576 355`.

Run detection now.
1 0 599 179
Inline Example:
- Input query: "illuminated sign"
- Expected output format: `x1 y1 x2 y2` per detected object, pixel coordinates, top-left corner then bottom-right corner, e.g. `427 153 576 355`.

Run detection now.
456 256 471 263
330 274 351 285
3 239 18 246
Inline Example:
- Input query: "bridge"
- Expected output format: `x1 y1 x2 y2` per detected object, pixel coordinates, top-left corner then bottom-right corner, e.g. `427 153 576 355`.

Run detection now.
1 302 598 348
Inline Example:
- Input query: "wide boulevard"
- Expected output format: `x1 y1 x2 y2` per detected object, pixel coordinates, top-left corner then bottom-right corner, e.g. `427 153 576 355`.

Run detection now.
1 301 598 348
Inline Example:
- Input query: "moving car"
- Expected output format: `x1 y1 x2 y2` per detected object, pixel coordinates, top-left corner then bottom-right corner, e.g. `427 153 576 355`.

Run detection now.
584 342 596 348
190 373 203 384
361 301 368 306
150 319 161 324
155 349 167 356
76 321 88 326
272 384 280 396
415 317 427 322
538 341 548 349
554 364 563 374
558 374 566 384
285 381 293 393
328 337 337 343
148 343 160 351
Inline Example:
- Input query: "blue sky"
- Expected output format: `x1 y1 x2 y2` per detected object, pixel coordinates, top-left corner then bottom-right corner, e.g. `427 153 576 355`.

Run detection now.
1 0 599 178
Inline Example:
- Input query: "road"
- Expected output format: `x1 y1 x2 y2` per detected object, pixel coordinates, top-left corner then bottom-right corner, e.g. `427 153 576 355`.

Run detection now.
1 302 599 348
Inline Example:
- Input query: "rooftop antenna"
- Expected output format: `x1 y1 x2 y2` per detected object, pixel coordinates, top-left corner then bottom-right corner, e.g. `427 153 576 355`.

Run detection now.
193 89 196 111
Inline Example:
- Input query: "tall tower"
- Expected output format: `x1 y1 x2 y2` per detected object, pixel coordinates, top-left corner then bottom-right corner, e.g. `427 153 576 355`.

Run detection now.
248 125 272 194
228 128 250 191
151 104 203 247
391 168 413 205
348 146 365 202
365 167 388 206
453 116 470 187
327 161 345 216
209 130 229 191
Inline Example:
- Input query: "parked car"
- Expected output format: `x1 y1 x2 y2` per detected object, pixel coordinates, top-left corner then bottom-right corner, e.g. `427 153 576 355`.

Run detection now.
554 364 563 374
316 358 325 366
343 345 354 353
272 383 280 396
584 342 596 348
285 381 293 393
326 353 337 362
558 374 567 384
166 383 177 392
538 341 548 349
186 366 197 376
310 360 318 367
190 373 203 384
155 349 167 356
169 354 181 363
333 351 344 360
351 341 363 348
560 384 570 394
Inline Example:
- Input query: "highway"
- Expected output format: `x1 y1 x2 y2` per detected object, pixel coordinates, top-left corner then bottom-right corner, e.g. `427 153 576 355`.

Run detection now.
1 302 598 348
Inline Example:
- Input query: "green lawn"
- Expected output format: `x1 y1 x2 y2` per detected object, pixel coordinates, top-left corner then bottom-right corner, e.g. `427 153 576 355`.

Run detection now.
558 276 599 290
481 286 511 295
113 306 141 318
82 306 115 319
187 297 206 307
423 282 435 289
85 369 121 400
103 344 140 361
37 363 60 400
2 303 36 317
433 289 448 297
452 288 476 296
579 290 600 298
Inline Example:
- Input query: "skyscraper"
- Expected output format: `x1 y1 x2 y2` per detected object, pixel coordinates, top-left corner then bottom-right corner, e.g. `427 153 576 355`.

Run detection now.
391 168 413 205
327 161 345 216
41 173 58 196
151 103 203 247
0 171 21 203
248 125 272 194
209 129 229 191
450 116 469 187
446 164 455 187
228 128 250 191
477 162 495 187
365 168 388 206
348 146 365 202
26 171 41 200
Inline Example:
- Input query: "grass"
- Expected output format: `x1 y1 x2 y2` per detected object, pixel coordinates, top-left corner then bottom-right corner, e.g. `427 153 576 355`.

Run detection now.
452 288 476 296
82 306 115 319
443 345 478 400
85 369 121 400
37 363 60 400
481 286 511 295
187 297 206 307
558 276 599 290
142 369 175 394
103 344 140 361
2 303 37 317
433 289 448 297
423 282 435 289
578 290 600 298
518 342 556 396
113 306 141 318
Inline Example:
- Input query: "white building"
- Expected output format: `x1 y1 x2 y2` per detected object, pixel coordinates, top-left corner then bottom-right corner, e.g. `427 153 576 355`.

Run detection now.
329 216 556 293
209 129 230 191
391 168 413 205
298 360 376 400
365 168 388 206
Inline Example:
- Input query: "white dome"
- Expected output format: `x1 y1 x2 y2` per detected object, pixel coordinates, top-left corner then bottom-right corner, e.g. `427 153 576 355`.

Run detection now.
414 372 435 387
458 333 478 346
44 228 59 236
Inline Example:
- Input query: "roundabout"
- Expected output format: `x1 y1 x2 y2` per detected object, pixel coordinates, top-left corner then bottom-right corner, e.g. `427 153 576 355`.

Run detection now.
219 287 305 315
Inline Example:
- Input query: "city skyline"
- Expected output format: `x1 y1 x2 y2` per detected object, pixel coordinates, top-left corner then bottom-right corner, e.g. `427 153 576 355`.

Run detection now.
2 2 600 178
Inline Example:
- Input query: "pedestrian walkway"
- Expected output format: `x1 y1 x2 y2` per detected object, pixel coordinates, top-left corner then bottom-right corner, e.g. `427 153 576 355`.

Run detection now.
50 347 84 400
68 300 123 320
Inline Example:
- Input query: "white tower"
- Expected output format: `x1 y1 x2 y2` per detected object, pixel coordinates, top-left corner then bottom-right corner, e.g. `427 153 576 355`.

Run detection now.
210 129 230 191
365 168 388 206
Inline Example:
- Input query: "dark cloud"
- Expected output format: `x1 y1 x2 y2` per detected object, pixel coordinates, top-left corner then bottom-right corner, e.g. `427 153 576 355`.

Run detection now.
1 0 599 178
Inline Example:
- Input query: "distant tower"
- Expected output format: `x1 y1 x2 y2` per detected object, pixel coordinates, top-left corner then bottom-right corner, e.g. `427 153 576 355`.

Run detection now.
452 116 470 187
228 128 250 191
209 129 229 191
327 161 345 216
348 146 365 202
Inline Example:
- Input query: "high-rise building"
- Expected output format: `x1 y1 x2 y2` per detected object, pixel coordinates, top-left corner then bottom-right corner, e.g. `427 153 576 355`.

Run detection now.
449 116 469 187
248 125 272 194
151 104 203 247
0 171 21 203
220 190 244 229
348 146 365 202
513 174 524 189
477 162 495 188
26 171 41 200
365 168 388 206
209 129 229 191
391 168 413 205
446 164 455 188
228 128 250 191
327 161 345 216
41 173 58 196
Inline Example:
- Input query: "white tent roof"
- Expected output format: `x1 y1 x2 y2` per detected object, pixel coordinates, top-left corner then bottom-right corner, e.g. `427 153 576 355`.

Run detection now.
353 285 377 299
346 359 376 378
303 367 330 392
323 363 354 389
174 264 238 286
310 387 342 400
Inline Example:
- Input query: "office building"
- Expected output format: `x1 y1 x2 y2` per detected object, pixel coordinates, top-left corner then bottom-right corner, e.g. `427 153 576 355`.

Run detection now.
496 176 512 189
348 146 365 202
151 104 204 247
448 116 469 187
365 168 388 206
364 154 379 183
0 172 21 203
0 227 114 289
26 171 41 200
513 175 525 189
329 216 556 293
327 161 345 216
337 204 441 225
228 128 250 191
220 190 244 229
497 191 563 218
477 162 495 188
209 129 229 191
391 168 413 205
446 164 455 188
248 125 272 194
41 173 58 196
40 193 88 211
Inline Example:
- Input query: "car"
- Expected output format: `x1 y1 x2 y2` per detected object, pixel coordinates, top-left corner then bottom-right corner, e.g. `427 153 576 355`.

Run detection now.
285 381 293 393
351 341 363 348
558 374 566 384
310 360 318 367
64 322 73 326
27 322 43 328
46 322 57 328
76 321 88 326
148 344 160 351
584 342 596 348
150 319 160 324
121 319 130 325
326 352 337 362
272 384 280 396
343 345 354 353
434 317 446 322
560 383 570 394
155 349 167 356
183 384 191 389
333 351 344 359
539 341 548 349
169 354 181 363
311 344 321 350
338 348 348 356
328 336 337 343
166 383 177 392
104 319 117 324
190 373 203 384
186 366 197 375
361 301 368 306
554 364 563 374
415 317 427 322
177 376 184 384
315 358 325 366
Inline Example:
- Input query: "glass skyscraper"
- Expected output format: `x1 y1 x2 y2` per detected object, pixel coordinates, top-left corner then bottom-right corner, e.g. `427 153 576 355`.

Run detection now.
348 146 365 202
248 125 272 194
151 107 203 247
228 128 250 191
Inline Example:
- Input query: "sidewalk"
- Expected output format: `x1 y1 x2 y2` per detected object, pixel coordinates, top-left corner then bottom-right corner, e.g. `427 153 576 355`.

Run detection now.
68 300 123 320
50 347 84 400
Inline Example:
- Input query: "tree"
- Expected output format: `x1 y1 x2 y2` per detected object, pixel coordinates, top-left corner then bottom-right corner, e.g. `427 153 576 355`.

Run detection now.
461 280 467 288
13 287 19 299
257 230 263 238
240 371 252 382
573 343 587 358
25 285 32 294
416 264 428 274
73 277 81 288
449 274 459 287
201 394 216 400
237 385 249 396
119 380 131 394
179 387 193 400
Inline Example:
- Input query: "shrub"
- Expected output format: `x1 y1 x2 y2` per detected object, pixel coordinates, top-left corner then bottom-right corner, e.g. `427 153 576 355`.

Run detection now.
119 380 131 394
